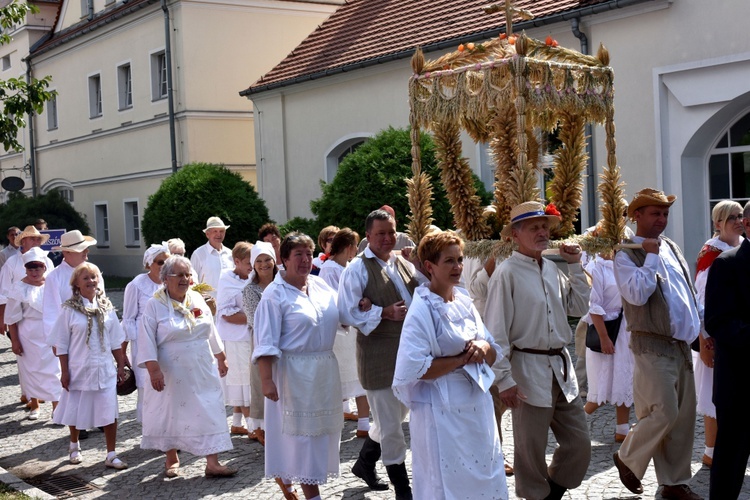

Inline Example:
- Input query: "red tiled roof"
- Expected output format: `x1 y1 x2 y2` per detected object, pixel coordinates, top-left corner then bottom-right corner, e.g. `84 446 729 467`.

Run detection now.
242 0 647 96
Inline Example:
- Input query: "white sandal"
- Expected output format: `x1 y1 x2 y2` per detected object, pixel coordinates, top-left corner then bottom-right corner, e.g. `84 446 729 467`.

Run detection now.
69 447 82 465
105 455 128 470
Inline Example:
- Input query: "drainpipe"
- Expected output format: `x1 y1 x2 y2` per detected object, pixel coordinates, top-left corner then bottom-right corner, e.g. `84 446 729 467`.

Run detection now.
571 17 596 227
24 57 37 197
87 0 93 21
162 0 178 173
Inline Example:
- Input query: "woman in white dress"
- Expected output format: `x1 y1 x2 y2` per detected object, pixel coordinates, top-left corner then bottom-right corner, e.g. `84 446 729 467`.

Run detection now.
6 247 61 420
693 199 743 467
318 228 371 438
138 255 236 478
120 243 169 421
583 251 635 442
393 231 507 500
311 225 338 273
253 233 342 500
216 241 254 438
50 262 128 469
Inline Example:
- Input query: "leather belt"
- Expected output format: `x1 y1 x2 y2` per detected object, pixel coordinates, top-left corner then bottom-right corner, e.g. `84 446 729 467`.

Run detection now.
515 347 568 382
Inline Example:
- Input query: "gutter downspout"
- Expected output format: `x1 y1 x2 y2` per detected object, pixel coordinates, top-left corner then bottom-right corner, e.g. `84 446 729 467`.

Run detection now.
162 0 178 173
24 57 37 197
87 0 93 21
571 17 596 227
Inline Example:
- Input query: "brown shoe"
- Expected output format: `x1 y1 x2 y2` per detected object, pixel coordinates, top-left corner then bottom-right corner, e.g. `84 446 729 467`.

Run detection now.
613 452 643 494
661 484 702 500
230 425 248 436
504 461 514 476
344 412 358 422
254 428 265 446
702 454 712 468
20 395 28 405
205 466 238 478
356 430 369 439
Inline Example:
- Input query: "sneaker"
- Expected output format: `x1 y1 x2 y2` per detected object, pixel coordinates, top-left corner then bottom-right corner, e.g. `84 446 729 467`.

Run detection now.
28 409 39 420
105 455 128 470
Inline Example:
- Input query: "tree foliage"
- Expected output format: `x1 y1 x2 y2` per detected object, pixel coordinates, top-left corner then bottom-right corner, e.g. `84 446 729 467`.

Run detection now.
0 190 89 244
310 126 492 236
141 163 270 255
1 0 56 151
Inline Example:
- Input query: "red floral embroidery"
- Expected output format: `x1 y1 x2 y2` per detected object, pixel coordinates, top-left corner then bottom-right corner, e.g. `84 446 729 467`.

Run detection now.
191 308 203 318
544 203 561 217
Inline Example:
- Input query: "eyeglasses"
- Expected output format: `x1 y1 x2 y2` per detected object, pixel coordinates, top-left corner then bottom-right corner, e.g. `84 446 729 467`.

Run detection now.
167 273 191 280
154 260 166 266
724 215 744 223
24 263 45 270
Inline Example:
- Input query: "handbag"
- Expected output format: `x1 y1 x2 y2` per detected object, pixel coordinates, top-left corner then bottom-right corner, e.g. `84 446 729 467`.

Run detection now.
585 309 624 353
116 365 137 396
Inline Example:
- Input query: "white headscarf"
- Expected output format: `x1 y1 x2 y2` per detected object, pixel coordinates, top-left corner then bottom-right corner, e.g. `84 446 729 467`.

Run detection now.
143 242 170 268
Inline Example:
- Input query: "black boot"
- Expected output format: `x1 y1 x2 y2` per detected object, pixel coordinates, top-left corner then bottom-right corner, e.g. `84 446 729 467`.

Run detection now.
351 437 388 491
385 462 412 500
544 479 567 500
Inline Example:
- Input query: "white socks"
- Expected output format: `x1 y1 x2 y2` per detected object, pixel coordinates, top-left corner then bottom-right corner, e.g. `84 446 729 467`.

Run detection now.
705 446 714 458
616 423 630 436
342 400 351 413
232 412 243 427
245 416 253 431
69 441 80 452
358 417 370 432
106 451 117 461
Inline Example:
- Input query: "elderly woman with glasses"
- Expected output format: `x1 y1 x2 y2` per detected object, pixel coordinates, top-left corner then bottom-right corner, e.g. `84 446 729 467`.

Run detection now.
121 242 170 421
693 199 744 468
138 255 236 478
254 232 342 500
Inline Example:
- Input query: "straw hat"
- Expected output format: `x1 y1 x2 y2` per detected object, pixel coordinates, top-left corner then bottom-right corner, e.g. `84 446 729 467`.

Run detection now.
500 201 561 238
627 188 676 219
16 225 50 245
203 216 230 233
52 230 96 252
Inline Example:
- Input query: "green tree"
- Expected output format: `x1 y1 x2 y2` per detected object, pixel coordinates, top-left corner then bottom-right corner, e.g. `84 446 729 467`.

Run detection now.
141 163 270 254
1 1 55 151
0 190 89 244
310 126 491 236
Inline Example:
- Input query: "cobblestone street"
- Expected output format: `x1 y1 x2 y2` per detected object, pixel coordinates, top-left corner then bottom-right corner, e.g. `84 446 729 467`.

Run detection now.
0 291 746 498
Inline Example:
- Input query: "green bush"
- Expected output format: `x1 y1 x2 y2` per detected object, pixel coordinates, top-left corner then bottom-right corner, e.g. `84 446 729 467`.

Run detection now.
310 126 491 235
279 216 321 240
141 163 270 254
0 190 89 245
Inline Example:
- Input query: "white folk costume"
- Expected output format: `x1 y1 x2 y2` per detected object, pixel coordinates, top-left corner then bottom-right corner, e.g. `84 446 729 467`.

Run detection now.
5 281 62 402
216 269 251 406
190 242 233 298
50 293 125 428
252 271 342 485
583 258 634 408
43 261 105 344
137 289 232 456
393 285 507 500
120 273 161 420
318 259 366 399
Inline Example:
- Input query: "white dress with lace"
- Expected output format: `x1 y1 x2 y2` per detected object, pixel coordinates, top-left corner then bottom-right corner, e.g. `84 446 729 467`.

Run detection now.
252 272 342 485
137 290 232 456
393 285 508 500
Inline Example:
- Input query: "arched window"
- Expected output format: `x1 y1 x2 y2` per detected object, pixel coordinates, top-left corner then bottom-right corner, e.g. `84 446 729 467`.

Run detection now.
324 134 371 182
41 179 75 206
707 112 750 218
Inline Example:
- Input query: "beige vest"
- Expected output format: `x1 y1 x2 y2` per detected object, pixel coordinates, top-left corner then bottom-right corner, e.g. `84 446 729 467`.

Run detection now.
355 255 419 390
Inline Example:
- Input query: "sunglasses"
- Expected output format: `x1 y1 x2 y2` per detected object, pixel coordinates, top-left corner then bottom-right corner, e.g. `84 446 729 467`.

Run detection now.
25 263 45 270
154 260 166 266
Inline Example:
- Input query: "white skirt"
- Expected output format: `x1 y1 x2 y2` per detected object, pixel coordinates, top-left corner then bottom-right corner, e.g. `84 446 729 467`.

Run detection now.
585 324 634 407
15 329 62 402
224 340 251 406
333 326 365 399
53 385 118 428
693 350 715 418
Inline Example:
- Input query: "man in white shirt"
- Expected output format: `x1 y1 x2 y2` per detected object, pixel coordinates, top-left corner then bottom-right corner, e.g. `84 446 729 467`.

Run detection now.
0 226 20 270
613 189 702 500
190 216 233 298
338 209 424 500
485 201 591 500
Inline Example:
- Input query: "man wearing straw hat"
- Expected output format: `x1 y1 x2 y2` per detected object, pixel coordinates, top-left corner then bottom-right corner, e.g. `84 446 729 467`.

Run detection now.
485 200 591 500
191 216 233 299
612 188 701 500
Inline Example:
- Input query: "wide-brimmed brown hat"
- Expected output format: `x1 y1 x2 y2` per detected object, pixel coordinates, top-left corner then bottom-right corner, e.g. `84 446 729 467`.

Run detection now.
16 225 50 245
627 188 676 219
500 201 561 238
53 230 97 252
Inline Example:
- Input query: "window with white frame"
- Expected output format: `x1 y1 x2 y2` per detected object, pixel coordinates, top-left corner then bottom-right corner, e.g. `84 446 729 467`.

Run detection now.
94 203 109 246
88 74 102 118
124 200 141 246
150 51 167 101
47 94 58 130
707 111 750 224
117 63 132 110
1 55 10 71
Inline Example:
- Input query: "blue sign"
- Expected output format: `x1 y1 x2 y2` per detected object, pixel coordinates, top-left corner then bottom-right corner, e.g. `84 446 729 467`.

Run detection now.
41 229 66 251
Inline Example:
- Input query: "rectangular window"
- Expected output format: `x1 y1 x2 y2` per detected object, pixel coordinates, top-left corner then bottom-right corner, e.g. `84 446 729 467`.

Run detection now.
150 51 167 101
117 63 132 110
94 203 109 246
88 74 102 118
1 55 10 71
124 200 140 246
46 95 58 130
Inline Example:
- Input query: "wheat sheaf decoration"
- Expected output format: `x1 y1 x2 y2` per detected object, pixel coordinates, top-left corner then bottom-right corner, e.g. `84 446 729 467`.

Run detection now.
408 18 622 258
